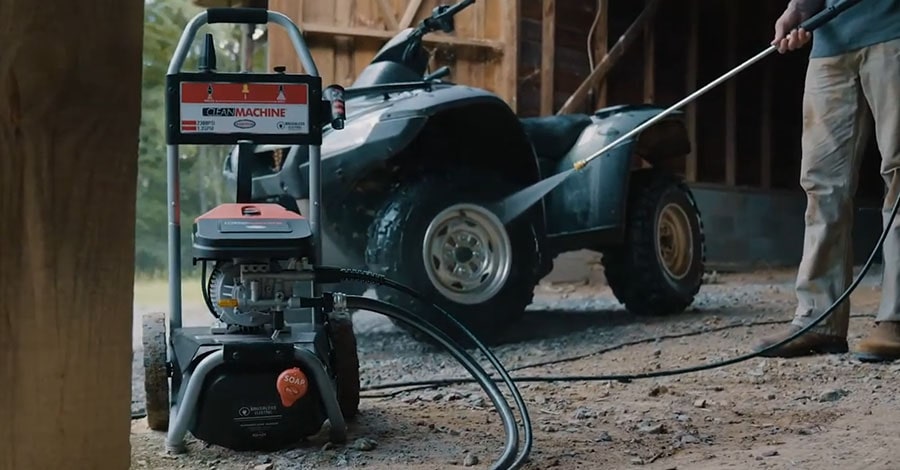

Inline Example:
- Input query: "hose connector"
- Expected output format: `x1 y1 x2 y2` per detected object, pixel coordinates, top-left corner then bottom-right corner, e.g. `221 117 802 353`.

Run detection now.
331 291 348 313
573 160 587 171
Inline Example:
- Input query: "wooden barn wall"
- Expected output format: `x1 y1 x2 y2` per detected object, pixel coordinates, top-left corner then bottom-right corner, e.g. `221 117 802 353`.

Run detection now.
262 0 883 199
518 0 882 198
266 0 517 106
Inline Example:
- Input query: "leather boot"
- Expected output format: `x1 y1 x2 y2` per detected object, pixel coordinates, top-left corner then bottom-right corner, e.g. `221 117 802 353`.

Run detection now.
752 324 848 358
854 322 900 362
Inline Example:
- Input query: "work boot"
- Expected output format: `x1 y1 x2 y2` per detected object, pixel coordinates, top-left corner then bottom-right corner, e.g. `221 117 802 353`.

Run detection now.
752 324 848 358
854 322 900 362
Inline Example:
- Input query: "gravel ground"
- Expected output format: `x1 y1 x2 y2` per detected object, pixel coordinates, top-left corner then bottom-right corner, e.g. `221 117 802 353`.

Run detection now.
130 265 900 469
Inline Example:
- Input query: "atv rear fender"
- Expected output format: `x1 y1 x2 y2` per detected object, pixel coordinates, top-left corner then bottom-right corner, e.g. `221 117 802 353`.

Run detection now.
544 104 691 249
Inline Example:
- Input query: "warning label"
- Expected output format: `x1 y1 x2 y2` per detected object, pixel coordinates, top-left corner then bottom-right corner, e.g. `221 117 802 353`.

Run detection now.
179 82 310 135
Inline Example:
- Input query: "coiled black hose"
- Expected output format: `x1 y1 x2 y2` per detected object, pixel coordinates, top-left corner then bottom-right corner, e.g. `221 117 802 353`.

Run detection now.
342 296 531 470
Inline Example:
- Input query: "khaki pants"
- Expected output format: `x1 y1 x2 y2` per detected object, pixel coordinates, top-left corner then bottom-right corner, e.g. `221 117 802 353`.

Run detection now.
793 37 900 337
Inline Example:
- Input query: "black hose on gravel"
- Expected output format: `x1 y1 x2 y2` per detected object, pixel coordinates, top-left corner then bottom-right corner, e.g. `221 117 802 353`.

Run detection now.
341 295 532 470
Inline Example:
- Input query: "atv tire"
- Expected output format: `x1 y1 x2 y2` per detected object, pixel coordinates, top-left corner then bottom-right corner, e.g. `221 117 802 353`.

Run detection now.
602 169 705 316
327 314 360 420
365 171 542 346
142 311 170 431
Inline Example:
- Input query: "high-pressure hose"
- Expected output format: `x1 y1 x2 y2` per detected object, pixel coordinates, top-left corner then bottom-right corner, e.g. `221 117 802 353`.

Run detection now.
315 182 900 388
340 295 530 470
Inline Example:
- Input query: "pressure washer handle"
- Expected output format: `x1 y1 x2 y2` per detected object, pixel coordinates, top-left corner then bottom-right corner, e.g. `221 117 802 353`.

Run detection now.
798 0 864 31
206 7 269 24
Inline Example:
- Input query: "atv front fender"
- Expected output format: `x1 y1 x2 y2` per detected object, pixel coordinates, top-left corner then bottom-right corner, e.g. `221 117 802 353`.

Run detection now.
545 104 691 244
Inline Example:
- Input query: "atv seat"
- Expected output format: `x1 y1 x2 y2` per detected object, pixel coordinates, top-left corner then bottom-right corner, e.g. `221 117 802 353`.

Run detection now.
520 114 593 162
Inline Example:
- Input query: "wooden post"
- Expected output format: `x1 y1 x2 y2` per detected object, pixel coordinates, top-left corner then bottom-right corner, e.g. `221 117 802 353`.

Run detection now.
593 0 609 109
400 0 425 29
643 0 655 104
268 0 303 72
556 0 659 115
376 0 400 30
684 0 699 182
0 0 144 468
500 0 520 111
540 0 556 115
725 1 738 186
335 0 354 86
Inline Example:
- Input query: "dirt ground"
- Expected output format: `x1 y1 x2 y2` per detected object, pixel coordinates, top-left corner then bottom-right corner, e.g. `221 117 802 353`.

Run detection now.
130 265 900 470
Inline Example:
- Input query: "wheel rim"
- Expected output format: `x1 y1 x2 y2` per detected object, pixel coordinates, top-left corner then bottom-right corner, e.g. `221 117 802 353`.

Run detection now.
422 203 512 305
656 202 693 280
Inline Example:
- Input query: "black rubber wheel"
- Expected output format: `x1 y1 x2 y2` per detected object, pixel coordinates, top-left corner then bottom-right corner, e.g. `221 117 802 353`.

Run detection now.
142 311 170 431
602 169 705 316
365 171 542 346
327 314 360 420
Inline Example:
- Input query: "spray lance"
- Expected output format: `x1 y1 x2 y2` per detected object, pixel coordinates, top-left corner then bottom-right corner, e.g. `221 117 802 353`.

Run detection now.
488 0 865 225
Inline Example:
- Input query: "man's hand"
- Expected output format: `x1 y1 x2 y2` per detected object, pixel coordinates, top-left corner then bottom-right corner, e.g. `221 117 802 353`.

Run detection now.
772 0 823 53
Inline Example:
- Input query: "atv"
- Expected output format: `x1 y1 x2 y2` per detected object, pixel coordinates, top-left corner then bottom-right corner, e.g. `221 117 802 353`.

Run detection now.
223 0 705 344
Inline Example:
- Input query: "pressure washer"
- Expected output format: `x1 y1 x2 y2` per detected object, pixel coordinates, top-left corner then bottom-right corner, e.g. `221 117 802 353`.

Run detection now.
141 8 531 470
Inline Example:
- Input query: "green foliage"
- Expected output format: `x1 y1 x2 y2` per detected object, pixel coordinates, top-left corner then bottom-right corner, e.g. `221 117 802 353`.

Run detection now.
136 0 267 277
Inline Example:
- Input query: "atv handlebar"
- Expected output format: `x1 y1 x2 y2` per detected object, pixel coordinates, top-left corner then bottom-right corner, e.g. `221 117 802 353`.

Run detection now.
402 0 475 66
418 0 476 34
424 66 451 81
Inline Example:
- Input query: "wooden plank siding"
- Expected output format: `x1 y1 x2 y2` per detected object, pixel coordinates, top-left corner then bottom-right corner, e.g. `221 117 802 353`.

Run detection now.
267 0 517 106
256 0 883 200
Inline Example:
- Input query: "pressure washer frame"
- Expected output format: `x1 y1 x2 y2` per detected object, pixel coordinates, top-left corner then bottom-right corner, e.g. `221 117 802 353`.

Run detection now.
160 8 345 452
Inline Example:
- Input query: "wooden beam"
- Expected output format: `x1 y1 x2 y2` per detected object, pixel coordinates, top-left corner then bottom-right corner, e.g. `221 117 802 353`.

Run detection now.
0 0 143 467
556 0 660 115
399 0 425 29
376 0 400 30
593 0 609 109
300 22 505 51
684 0 699 182
268 0 302 72
540 0 556 115
500 0 520 110
725 2 738 186
643 3 655 103
335 0 353 86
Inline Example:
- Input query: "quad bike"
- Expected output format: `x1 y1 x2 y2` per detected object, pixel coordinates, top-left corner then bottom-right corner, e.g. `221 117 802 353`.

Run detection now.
224 0 705 344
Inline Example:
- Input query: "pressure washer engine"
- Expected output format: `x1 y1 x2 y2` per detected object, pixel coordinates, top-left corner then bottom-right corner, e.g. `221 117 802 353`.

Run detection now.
141 8 359 453
183 203 359 452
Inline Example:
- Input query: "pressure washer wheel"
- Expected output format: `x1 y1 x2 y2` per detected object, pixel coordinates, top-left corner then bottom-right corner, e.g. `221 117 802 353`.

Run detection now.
603 169 705 316
365 171 542 345
142 311 170 431
326 313 360 419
